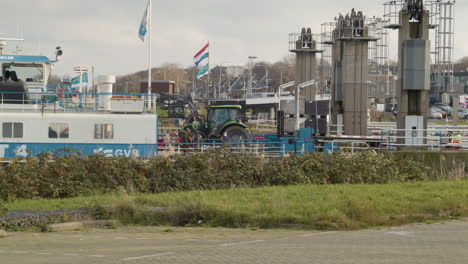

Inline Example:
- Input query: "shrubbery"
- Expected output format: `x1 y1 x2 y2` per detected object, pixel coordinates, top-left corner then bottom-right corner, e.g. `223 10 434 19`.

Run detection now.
0 149 428 202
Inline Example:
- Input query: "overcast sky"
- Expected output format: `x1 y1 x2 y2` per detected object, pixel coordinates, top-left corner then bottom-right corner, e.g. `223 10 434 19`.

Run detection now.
1 0 466 76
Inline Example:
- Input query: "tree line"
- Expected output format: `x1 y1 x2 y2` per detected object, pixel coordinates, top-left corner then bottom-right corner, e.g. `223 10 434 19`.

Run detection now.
48 56 467 96
114 55 297 96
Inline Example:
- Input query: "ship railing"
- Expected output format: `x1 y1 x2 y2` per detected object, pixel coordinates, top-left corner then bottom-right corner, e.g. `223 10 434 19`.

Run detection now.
0 92 159 114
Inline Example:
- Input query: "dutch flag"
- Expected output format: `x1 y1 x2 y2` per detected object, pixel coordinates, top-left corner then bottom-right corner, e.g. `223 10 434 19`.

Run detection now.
194 42 209 79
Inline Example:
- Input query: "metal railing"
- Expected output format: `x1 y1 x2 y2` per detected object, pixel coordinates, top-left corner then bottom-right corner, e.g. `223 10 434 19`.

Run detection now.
384 128 468 151
0 92 158 114
288 31 322 52
156 141 292 158
326 128 468 152
155 127 468 157
247 119 277 131
383 0 405 28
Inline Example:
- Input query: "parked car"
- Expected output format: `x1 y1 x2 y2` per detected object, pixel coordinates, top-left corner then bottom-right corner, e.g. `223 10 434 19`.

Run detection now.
457 108 468 119
429 107 444 119
432 103 452 117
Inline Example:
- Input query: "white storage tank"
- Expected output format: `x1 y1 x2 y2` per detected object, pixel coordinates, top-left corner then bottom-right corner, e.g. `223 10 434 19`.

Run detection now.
97 75 115 111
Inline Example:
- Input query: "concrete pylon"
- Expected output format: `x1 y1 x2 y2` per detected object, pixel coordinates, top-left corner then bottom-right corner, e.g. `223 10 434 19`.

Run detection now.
396 0 430 146
285 28 323 134
290 28 321 102
331 10 374 136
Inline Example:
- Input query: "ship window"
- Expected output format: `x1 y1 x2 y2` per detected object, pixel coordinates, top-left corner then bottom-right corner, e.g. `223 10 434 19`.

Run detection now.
95 124 114 139
49 123 69 139
2 122 23 138
2 63 44 82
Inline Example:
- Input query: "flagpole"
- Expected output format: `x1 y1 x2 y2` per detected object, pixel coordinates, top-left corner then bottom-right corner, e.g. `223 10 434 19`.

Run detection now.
148 0 152 109
207 42 210 99
207 71 210 100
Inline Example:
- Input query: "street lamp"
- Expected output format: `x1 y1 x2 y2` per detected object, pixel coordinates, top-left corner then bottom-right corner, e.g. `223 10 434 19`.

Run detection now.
253 62 269 92
248 56 257 94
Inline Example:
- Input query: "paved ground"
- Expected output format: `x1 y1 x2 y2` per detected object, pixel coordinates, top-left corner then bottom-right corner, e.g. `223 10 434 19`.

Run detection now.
0 219 467 264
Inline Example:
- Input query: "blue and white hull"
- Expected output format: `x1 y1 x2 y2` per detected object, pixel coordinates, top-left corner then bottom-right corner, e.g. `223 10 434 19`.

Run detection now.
0 112 158 159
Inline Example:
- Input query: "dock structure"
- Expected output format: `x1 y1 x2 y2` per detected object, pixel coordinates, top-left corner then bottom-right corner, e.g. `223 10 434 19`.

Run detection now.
392 0 431 146
289 28 322 102
331 9 376 136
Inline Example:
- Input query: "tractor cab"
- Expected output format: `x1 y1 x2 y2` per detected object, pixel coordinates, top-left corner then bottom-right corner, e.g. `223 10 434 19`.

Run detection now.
204 105 249 141
207 105 243 135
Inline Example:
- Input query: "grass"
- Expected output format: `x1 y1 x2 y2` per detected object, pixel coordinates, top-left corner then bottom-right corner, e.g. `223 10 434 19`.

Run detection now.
386 152 468 180
430 120 468 126
5 180 468 230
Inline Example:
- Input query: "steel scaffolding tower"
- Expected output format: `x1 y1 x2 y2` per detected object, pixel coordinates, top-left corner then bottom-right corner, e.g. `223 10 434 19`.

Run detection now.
383 1 404 29
320 22 335 93
367 17 379 97
367 17 390 98
376 18 391 97
367 18 378 74
426 0 455 95
384 0 456 97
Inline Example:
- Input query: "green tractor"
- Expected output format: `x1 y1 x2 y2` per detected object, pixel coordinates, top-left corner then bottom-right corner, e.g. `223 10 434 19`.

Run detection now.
159 94 250 143
180 105 250 143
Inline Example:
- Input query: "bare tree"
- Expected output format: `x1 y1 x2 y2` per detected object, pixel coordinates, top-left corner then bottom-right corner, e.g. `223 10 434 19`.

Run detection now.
114 54 298 96
454 57 468 72
269 55 296 91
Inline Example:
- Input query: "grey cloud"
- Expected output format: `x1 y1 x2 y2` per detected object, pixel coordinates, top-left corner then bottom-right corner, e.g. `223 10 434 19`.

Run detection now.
1 0 466 76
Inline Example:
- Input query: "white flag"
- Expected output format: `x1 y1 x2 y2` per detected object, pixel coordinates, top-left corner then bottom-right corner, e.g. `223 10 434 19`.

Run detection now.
138 0 150 42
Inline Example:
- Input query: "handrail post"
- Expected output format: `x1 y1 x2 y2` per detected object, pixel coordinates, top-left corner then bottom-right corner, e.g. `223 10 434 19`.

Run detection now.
439 133 442 152
380 128 384 150
387 130 391 151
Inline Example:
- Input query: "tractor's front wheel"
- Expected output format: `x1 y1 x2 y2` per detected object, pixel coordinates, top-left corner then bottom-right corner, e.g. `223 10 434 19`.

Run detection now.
222 126 250 142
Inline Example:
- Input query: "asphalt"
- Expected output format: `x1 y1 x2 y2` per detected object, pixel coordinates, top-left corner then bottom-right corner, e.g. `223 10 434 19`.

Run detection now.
0 219 467 264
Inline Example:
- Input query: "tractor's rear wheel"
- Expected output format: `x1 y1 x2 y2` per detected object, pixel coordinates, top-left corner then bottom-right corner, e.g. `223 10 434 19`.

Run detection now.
223 126 250 142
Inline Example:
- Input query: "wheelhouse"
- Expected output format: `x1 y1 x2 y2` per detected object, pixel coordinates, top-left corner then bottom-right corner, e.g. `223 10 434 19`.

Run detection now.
0 55 52 102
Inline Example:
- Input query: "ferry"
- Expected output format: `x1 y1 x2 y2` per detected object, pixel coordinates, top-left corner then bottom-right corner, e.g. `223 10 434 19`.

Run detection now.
0 41 158 159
